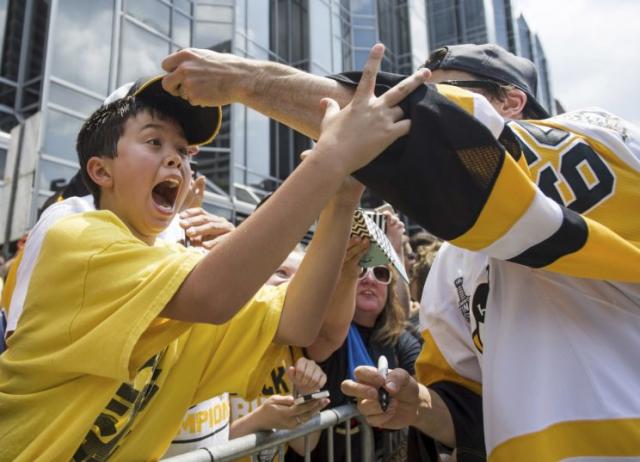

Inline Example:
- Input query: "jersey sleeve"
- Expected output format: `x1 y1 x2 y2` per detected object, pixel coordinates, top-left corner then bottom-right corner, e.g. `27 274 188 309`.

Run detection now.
9 211 201 382
330 72 640 282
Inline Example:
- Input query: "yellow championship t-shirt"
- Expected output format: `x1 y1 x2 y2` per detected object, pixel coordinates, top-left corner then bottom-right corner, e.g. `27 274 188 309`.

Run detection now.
0 211 287 461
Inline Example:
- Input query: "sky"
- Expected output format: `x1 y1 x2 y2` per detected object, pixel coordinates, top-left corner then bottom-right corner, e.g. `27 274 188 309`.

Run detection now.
515 0 640 126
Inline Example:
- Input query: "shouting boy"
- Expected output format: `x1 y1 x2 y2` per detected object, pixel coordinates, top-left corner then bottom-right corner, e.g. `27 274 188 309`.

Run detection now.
0 45 427 460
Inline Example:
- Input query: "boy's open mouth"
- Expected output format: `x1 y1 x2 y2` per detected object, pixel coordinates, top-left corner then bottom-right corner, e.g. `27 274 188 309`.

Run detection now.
152 178 180 211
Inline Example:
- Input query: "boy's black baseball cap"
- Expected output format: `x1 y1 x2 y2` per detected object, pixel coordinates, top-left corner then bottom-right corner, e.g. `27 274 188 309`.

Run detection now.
103 75 222 145
425 43 550 119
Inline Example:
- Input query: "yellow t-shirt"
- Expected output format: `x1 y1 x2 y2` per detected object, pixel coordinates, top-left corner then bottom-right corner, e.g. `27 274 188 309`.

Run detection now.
0 210 287 461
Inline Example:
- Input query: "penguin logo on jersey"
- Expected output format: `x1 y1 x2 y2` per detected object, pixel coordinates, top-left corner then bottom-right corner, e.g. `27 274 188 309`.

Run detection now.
454 277 471 322
470 266 490 353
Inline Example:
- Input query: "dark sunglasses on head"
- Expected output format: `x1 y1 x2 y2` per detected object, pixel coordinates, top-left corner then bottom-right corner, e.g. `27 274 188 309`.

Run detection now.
358 266 392 285
439 79 504 93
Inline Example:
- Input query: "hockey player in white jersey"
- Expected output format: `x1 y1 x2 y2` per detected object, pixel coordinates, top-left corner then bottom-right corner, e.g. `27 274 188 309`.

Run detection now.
338 44 640 461
159 42 640 461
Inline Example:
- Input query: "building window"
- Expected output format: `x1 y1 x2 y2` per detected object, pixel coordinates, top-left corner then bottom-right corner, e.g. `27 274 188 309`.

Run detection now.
0 146 6 179
119 20 170 85
42 109 84 164
125 0 171 36
268 0 311 182
50 0 113 96
377 0 412 74
191 2 234 194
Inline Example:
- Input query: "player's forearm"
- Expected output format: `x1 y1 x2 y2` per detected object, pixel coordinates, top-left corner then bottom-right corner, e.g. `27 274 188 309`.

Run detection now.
276 198 357 346
412 384 456 448
241 61 354 140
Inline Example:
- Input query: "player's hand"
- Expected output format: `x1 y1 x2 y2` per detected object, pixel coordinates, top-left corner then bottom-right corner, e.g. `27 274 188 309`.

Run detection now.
179 208 235 250
287 357 327 396
161 48 253 106
341 365 420 429
255 395 330 430
312 44 430 174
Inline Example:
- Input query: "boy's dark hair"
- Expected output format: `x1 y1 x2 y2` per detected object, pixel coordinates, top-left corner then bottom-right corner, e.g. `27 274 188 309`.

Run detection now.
76 97 183 205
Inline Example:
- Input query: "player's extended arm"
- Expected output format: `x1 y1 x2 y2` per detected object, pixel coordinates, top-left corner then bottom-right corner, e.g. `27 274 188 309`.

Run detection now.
161 48 354 140
274 183 360 346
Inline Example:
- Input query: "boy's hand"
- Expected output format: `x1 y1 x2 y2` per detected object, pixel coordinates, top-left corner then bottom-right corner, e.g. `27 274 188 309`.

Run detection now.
287 357 327 396
179 208 235 249
313 44 429 174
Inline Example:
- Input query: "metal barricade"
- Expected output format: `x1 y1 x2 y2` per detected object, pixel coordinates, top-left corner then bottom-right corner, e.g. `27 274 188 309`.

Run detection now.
163 404 375 462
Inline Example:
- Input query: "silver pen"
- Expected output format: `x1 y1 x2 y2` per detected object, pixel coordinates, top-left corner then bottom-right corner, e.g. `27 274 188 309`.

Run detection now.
377 355 389 412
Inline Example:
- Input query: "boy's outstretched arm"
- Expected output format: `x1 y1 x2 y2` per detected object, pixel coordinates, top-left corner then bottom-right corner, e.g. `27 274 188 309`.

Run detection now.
305 235 367 361
161 45 429 326
274 178 363 346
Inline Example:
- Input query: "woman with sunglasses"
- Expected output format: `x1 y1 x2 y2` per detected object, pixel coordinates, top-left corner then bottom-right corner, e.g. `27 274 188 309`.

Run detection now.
289 213 422 462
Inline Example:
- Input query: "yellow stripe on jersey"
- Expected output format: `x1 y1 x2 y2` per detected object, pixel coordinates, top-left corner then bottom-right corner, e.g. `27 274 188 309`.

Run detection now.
416 330 482 396
435 84 475 115
490 418 640 461
450 153 536 251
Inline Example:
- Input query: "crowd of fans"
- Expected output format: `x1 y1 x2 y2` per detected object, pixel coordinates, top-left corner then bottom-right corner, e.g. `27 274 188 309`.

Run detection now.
0 178 439 461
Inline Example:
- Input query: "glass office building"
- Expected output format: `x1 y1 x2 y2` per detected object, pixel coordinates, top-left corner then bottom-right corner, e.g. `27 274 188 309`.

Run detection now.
0 0 554 246
426 0 517 52
426 0 553 115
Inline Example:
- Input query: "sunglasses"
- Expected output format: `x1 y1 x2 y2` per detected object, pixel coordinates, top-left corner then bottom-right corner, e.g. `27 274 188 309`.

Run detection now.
358 266 392 285
439 79 504 93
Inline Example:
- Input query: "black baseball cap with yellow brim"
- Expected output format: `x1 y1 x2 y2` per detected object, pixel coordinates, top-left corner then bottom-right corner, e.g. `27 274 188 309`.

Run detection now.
103 75 222 146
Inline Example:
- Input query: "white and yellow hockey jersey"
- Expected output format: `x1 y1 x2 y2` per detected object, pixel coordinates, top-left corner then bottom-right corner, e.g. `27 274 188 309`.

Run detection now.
329 71 640 460
411 91 640 459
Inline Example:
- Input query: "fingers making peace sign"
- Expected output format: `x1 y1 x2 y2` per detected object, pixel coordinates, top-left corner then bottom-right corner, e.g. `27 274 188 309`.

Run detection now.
313 44 430 174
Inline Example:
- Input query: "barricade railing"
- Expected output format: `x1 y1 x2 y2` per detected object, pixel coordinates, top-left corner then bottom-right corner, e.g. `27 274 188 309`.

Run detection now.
163 403 375 462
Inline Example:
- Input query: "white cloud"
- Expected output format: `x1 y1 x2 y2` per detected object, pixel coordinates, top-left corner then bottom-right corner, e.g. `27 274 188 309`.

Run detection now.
516 0 640 126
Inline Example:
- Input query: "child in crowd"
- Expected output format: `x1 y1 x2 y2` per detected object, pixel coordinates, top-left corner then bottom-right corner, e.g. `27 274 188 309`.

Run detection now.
0 46 427 460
